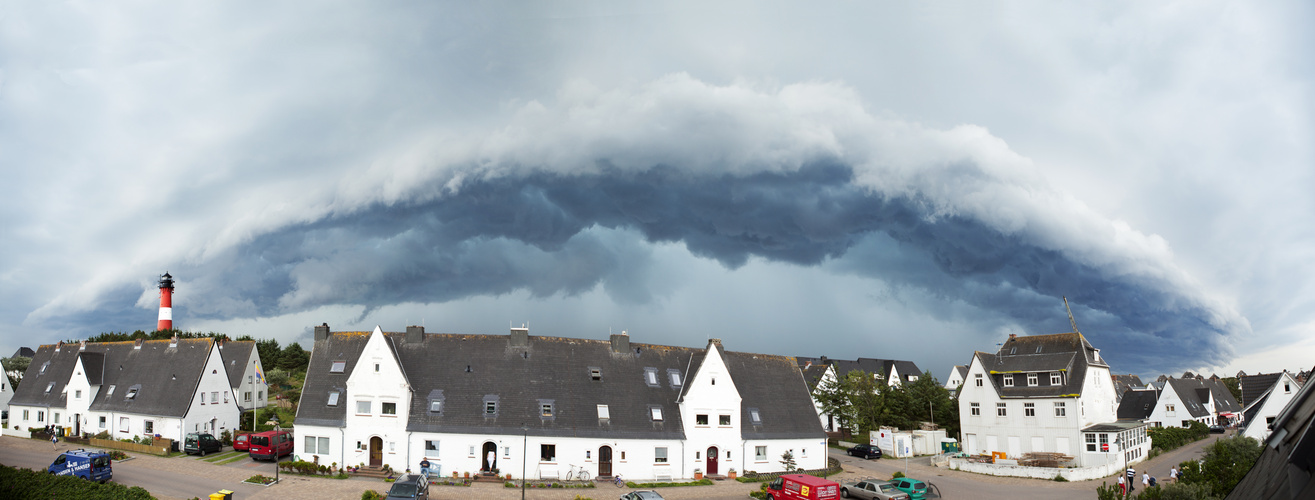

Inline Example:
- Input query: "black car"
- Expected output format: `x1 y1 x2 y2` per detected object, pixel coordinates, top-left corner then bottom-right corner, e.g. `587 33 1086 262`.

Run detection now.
847 444 883 459
183 432 222 456
386 474 430 500
1209 424 1226 433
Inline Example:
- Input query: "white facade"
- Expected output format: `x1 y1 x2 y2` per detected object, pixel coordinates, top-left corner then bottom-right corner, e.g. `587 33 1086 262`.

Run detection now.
1242 372 1301 441
230 346 269 412
1144 382 1215 429
811 365 838 432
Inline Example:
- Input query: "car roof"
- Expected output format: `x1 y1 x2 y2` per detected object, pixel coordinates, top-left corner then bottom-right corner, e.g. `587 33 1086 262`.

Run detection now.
63 449 109 457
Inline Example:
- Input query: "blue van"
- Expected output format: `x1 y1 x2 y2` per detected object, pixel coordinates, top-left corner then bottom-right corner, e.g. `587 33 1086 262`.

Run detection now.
49 449 113 482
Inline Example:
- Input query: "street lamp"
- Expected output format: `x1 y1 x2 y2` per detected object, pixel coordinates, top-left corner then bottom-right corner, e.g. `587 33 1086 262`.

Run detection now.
267 417 281 484
521 424 528 500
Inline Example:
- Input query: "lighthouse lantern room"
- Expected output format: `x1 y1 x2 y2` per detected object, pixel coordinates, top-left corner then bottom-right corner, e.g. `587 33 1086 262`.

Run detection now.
157 272 175 331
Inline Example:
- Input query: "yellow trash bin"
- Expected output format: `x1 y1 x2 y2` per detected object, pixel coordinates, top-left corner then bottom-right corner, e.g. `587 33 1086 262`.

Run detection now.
209 489 233 500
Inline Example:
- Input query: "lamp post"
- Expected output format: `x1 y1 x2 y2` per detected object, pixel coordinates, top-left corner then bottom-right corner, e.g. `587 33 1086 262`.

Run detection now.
521 424 528 500
267 418 281 484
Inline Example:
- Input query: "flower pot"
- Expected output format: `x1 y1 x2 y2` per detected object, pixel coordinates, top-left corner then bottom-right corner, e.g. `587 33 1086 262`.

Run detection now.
694 472 703 480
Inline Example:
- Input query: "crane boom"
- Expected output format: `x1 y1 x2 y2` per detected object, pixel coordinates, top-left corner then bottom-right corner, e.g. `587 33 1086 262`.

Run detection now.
1063 296 1080 334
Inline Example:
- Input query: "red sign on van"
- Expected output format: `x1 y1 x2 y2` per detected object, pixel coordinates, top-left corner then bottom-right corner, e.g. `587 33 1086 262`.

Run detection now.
766 474 840 500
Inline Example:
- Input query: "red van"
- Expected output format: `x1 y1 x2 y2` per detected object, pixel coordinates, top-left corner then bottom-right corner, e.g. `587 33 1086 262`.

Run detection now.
248 430 293 461
765 474 840 500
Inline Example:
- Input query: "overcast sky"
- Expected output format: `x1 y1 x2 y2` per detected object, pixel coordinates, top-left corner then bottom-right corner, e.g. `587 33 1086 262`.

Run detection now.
2 1 1311 380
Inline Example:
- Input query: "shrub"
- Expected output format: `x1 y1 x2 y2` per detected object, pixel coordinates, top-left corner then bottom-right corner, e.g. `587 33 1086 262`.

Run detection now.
892 471 905 479
1052 474 1068 482
361 490 386 500
0 464 153 499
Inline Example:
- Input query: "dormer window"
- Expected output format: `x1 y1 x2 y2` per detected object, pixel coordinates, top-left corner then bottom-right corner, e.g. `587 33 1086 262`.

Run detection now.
667 369 682 388
589 367 602 381
1004 376 1015 387
428 390 445 414
1051 372 1062 385
330 361 346 373
748 408 762 425
1027 373 1038 386
644 368 659 387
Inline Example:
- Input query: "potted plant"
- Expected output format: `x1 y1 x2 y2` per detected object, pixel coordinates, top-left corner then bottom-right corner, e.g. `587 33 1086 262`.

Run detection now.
728 468 737 479
694 468 703 480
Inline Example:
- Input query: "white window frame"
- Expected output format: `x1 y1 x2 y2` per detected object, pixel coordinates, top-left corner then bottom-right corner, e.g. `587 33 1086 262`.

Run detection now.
1051 372 1062 385
970 402 980 416
654 447 668 464
1054 402 1066 417
1003 376 1015 387
996 402 1007 416
1027 373 1038 386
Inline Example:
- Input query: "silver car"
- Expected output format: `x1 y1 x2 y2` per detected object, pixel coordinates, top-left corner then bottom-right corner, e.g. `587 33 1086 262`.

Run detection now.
840 480 910 500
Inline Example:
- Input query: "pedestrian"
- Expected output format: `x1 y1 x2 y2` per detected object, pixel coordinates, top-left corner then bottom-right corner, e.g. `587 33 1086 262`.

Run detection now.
487 449 497 472
1127 467 1136 492
1142 471 1150 488
1118 474 1126 496
1170 466 1179 483
50 431 58 450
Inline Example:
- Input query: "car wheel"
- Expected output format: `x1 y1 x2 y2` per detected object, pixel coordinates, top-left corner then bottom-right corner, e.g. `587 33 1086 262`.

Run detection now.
840 487 850 498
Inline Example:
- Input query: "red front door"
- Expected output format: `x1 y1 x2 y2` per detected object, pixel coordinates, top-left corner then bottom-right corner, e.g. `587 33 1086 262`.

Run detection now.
599 446 613 477
707 446 718 475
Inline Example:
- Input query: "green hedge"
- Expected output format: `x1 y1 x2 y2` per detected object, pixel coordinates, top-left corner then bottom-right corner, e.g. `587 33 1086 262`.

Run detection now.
1148 421 1210 452
0 464 154 499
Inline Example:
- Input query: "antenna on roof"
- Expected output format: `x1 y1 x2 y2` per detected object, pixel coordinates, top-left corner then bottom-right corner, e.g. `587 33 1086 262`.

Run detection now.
1063 296 1080 334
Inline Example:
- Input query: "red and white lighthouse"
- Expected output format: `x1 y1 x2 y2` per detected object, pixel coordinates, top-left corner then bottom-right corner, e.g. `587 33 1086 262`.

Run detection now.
157 272 175 331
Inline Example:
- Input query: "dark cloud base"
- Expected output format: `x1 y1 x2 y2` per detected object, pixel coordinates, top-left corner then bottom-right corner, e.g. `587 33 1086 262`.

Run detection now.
80 161 1233 374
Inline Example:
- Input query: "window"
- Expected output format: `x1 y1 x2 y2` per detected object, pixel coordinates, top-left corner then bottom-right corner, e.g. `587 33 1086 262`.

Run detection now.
99 416 106 428
305 437 317 454
755 446 767 461
1027 373 1038 386
212 391 219 402
22 410 28 420
330 361 346 373
650 407 663 421
119 416 128 431
589 367 601 381
540 444 556 462
720 414 731 426
55 413 61 424
668 369 682 387
107 385 115 395
1054 402 1066 417
504 446 511 458
202 392 207 404
597 405 610 420
425 440 439 452
357 401 371 415
1085 433 1097 452
644 368 659 387
382 402 396 415
485 401 498 416
75 390 82 399
748 408 762 425
696 414 709 426
327 391 340 406
428 390 445 414
975 374 983 386
1051 372 1062 385
374 363 380 372
1099 434 1108 452
1003 376 1014 387
126 386 138 399
996 403 1007 416
1024 403 1035 417
40 361 48 374
144 420 153 434
970 402 980 416
1166 404 1175 412
45 382 54 394
224 392 229 403
1286 383 1292 393
245 391 252 402
654 447 668 464
258 391 263 400
541 403 554 417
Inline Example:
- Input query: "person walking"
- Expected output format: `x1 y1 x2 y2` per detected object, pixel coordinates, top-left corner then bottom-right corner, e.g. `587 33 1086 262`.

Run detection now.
1118 474 1126 496
1170 466 1179 483
1127 467 1136 493
1142 471 1150 488
50 431 58 450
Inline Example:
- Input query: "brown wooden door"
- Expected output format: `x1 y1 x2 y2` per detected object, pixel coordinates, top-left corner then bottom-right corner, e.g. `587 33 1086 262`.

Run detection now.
707 446 718 475
598 446 613 477
370 437 383 467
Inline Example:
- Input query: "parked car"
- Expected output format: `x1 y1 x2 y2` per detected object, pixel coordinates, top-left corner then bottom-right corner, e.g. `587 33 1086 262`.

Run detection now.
48 449 113 483
385 473 429 500
765 474 841 500
1209 424 1226 433
232 433 250 452
248 429 293 461
888 478 929 500
620 492 665 500
840 480 909 500
847 444 883 459
184 432 222 456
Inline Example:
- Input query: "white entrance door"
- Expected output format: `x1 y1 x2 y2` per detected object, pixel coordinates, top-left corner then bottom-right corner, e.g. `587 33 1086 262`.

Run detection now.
966 434 978 455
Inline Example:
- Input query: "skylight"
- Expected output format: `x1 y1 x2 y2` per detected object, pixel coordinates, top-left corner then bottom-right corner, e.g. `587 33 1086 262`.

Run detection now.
749 408 762 425
126 388 138 400
40 361 49 374
327 391 340 406
107 385 115 395
667 369 682 387
589 367 602 381
45 382 54 394
650 407 663 421
597 404 610 419
644 368 659 387
330 361 346 373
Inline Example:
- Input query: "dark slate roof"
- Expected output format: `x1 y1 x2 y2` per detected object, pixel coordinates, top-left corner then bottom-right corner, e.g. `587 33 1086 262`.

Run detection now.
301 330 823 442
1166 378 1214 418
1242 391 1269 431
1112 374 1144 402
295 332 372 427
1241 372 1284 408
78 352 105 386
723 351 824 439
811 357 922 384
1117 389 1160 420
11 347 35 358
1082 419 1148 433
1224 372 1315 500
11 339 215 418
218 341 256 389
973 333 1104 399
801 364 830 391
1208 379 1243 413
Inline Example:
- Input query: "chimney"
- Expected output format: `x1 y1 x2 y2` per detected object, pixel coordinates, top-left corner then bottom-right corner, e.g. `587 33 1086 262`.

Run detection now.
80 340 86 351
314 323 330 342
134 338 143 350
510 326 529 347
56 341 62 352
169 335 178 348
1009 334 1017 340
406 325 425 344
610 331 630 353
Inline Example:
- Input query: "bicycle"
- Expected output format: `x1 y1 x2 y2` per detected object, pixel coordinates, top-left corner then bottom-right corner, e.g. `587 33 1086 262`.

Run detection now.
565 464 591 483
613 474 625 488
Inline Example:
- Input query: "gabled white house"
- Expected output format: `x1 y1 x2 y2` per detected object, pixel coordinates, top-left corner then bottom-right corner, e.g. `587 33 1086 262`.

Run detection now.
945 365 967 397
1241 371 1303 441
8 337 240 442
958 332 1150 469
218 340 268 417
295 325 826 480
1141 377 1242 429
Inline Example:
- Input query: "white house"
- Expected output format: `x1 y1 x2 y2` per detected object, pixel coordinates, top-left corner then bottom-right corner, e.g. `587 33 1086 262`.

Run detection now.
294 325 827 480
945 365 967 396
8 337 241 442
957 332 1151 468
217 340 268 418
1140 377 1242 429
1241 371 1303 441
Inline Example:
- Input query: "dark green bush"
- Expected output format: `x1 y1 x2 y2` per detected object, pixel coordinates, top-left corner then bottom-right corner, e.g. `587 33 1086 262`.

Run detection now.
0 464 153 499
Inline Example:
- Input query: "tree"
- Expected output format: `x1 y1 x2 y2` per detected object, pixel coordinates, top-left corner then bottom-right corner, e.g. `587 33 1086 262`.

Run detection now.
279 342 309 373
256 339 281 371
2 356 31 390
265 368 290 390
1219 377 1242 404
779 450 797 471
1178 434 1262 498
815 370 886 434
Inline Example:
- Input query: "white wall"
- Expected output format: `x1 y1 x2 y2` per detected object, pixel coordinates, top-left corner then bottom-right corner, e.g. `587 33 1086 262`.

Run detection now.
680 342 743 478
179 341 242 441
230 347 268 411
343 327 412 471
1242 373 1300 441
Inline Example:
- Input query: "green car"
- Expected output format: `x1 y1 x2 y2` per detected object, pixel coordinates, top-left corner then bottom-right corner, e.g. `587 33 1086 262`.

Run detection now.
888 478 929 500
